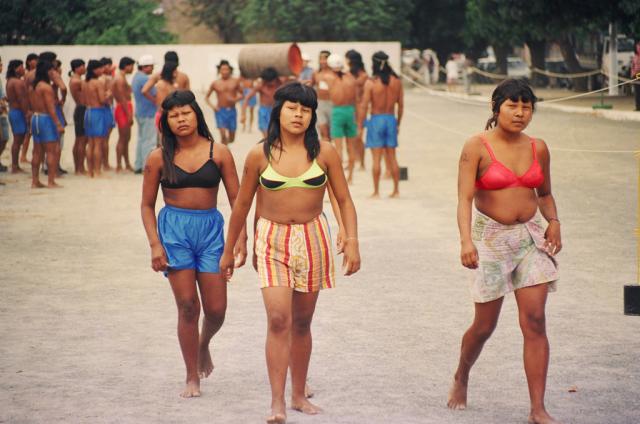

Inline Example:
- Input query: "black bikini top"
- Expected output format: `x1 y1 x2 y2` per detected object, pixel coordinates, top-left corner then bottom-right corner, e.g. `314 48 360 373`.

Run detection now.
160 140 221 189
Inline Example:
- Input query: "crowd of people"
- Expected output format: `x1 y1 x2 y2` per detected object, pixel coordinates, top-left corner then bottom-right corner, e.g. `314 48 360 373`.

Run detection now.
0 48 404 197
2 46 563 424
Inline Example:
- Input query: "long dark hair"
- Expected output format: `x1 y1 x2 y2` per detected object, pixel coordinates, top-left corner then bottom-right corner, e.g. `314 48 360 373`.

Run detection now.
160 90 215 184
372 51 397 85
161 62 177 83
7 60 23 79
263 82 319 161
86 60 101 81
346 49 365 77
485 78 537 130
33 60 52 88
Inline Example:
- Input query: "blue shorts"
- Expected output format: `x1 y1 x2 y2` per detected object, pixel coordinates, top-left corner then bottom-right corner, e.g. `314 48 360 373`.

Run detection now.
55 105 66 127
366 114 398 149
31 114 59 143
158 205 225 275
9 109 27 135
84 107 109 137
258 105 272 132
215 107 237 131
105 106 115 128
243 88 257 107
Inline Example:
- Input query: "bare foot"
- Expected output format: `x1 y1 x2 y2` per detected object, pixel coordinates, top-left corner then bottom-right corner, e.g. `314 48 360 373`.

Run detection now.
528 410 562 424
180 379 201 398
47 182 63 188
31 181 45 189
389 191 399 198
125 166 135 172
20 157 30 164
103 165 113 171
11 167 25 174
447 377 468 410
116 167 123 173
369 192 380 198
267 400 287 424
198 345 214 379
291 397 322 415
305 383 314 398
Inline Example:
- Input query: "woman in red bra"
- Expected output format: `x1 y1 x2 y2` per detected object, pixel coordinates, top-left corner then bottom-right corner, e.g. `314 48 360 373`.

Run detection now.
448 79 562 424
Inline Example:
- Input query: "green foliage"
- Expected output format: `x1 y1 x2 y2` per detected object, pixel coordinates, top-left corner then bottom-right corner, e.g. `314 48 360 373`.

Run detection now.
238 0 413 42
406 0 467 61
0 0 175 45
188 0 246 43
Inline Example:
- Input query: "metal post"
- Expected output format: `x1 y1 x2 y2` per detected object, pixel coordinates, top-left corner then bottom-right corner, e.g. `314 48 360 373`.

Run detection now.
609 22 619 96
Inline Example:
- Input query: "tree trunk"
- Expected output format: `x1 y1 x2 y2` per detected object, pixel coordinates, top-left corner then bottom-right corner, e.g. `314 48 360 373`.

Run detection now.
526 38 547 87
557 34 588 91
494 44 510 77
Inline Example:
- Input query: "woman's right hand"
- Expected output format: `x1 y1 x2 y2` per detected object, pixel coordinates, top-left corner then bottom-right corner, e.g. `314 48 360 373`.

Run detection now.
460 240 479 269
151 243 169 272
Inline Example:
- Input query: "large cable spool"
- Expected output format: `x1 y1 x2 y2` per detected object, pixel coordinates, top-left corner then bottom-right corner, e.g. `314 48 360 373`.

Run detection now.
238 43 302 79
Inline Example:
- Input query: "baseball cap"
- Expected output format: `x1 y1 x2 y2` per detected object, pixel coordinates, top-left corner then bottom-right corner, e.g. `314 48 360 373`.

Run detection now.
327 54 344 70
138 55 155 66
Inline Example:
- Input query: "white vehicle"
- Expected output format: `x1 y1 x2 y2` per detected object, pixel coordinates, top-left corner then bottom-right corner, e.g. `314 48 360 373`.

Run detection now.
476 56 531 82
602 35 635 79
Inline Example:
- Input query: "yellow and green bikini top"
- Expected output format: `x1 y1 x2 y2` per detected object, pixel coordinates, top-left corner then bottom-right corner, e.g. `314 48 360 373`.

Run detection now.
259 159 328 191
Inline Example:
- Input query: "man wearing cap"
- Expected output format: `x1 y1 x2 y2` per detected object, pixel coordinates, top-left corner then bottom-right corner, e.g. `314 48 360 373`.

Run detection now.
311 50 335 143
132 55 157 173
113 57 135 172
327 53 358 183
298 53 314 84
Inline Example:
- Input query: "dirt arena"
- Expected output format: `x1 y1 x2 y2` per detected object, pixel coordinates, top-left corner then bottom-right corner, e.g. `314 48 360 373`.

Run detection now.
1 88 638 424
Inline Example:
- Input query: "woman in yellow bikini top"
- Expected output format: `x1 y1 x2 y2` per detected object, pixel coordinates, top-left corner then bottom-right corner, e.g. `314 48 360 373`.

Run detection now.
220 82 360 423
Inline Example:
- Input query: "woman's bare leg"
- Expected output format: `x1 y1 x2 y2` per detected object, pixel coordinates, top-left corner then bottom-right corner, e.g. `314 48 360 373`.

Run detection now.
448 297 504 409
169 269 201 398
262 287 293 423
290 291 321 414
196 272 227 379
515 284 560 424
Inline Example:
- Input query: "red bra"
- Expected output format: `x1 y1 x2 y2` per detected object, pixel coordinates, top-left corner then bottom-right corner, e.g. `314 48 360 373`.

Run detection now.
475 136 544 190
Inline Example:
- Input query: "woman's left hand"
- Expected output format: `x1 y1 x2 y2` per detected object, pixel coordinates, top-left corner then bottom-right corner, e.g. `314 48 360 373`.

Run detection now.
342 239 361 276
233 239 247 268
544 221 562 256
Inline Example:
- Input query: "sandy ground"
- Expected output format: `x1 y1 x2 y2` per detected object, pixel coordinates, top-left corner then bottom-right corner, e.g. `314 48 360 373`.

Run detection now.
1 89 639 424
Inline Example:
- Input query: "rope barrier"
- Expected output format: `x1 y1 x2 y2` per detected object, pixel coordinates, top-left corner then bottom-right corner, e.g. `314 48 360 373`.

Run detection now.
539 76 640 103
400 73 486 107
530 67 601 79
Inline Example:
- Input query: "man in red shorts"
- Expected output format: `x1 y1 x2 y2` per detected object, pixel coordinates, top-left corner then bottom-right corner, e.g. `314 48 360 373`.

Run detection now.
113 57 135 172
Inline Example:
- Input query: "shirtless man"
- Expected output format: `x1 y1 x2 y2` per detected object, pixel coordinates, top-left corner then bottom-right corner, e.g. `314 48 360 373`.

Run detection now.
84 59 110 178
113 57 135 172
359 51 403 198
100 57 116 170
164 51 190 89
69 59 87 174
327 54 358 183
346 49 368 170
20 53 39 164
141 61 178 130
48 60 67 175
205 60 243 145
28 60 64 188
311 50 334 142
239 76 256 132
241 67 282 138
6 60 29 173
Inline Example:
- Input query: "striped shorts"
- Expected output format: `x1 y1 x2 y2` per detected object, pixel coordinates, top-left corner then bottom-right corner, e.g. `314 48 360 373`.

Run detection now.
255 214 335 292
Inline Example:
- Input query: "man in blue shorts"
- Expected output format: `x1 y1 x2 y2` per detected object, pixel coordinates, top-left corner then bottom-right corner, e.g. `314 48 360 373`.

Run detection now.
6 59 29 173
242 67 282 138
205 60 243 145
359 51 403 198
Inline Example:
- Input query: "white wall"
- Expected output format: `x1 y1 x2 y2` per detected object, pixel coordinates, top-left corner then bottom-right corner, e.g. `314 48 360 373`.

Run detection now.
0 41 401 94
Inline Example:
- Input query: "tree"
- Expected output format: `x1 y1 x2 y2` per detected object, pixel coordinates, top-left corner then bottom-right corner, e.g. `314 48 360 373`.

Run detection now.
0 0 175 45
238 0 413 42
188 0 246 43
